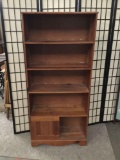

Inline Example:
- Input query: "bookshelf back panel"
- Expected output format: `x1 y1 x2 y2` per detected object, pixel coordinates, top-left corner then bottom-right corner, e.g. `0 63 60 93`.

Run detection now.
26 44 93 68
23 13 97 42
60 117 87 138
30 94 88 110
28 70 90 89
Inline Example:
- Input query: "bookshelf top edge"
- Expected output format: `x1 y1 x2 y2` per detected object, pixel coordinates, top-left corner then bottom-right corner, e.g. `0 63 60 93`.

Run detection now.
21 12 98 15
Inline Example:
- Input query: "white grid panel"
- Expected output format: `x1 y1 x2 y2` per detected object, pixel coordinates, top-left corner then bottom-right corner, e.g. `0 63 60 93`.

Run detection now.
81 0 112 124
2 0 37 132
103 1 120 121
42 0 76 12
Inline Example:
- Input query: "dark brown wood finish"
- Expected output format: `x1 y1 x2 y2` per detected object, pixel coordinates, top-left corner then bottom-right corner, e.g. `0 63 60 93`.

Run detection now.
25 44 93 68
29 93 89 116
27 70 90 94
23 13 97 42
22 12 98 146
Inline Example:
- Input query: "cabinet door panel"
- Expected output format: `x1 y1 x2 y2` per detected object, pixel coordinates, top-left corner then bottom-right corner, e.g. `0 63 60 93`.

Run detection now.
30 117 59 140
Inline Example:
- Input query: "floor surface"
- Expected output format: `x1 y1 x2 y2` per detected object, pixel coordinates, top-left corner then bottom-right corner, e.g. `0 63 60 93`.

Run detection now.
106 122 120 160
0 97 5 112
0 112 116 160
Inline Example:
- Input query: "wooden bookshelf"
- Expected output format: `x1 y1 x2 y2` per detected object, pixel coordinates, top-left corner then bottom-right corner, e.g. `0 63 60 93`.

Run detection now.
22 12 98 147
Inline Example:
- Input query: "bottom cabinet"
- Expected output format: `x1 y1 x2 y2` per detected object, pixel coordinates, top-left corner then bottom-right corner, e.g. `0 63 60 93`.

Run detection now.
30 116 59 140
30 115 87 146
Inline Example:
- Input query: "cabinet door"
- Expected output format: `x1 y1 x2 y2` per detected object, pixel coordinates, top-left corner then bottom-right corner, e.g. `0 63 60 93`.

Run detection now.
30 116 59 140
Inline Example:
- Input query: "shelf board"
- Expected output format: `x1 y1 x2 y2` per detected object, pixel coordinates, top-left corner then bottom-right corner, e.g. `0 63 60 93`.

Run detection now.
28 63 90 69
24 41 94 45
60 125 86 140
22 12 98 15
27 67 91 71
28 84 89 94
31 105 87 117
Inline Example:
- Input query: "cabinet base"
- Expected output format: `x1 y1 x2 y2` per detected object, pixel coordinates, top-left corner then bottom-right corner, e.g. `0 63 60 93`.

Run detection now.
31 139 87 147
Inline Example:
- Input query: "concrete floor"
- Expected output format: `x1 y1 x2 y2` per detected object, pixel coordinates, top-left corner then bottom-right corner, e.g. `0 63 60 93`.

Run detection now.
0 112 116 160
106 122 120 160
0 98 119 160
0 97 5 112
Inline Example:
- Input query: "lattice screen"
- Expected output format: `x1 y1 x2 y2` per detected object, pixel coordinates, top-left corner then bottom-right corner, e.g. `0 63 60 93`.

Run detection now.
104 0 120 121
2 0 37 132
81 0 113 124
42 0 76 12
1 0 119 133
41 0 113 125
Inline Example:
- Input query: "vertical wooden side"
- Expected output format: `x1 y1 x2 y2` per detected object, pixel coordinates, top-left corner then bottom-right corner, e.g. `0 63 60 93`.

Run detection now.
89 14 98 91
27 94 31 131
82 117 88 137
22 14 29 41
83 95 89 137
22 14 29 89
21 14 25 42
85 13 98 138
88 14 98 41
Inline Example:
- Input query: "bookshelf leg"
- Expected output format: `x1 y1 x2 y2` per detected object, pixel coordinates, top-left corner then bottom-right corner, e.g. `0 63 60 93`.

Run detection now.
79 140 87 146
31 141 40 147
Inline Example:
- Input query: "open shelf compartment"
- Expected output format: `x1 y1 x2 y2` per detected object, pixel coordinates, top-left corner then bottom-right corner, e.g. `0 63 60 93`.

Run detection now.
60 117 87 140
27 70 90 94
29 93 89 117
25 44 93 69
22 13 97 42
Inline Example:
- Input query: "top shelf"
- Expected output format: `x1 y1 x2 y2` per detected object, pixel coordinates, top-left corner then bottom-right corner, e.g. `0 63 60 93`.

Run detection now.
22 12 98 15
22 13 98 42
24 41 95 44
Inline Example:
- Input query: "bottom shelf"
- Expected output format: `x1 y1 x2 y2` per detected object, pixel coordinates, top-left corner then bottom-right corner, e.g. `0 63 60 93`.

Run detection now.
60 117 86 140
30 116 87 144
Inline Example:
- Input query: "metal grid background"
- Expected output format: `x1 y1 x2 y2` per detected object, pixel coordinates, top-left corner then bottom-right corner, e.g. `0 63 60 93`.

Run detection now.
1 0 38 133
41 0 76 12
103 0 120 121
0 0 120 133
80 0 112 124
